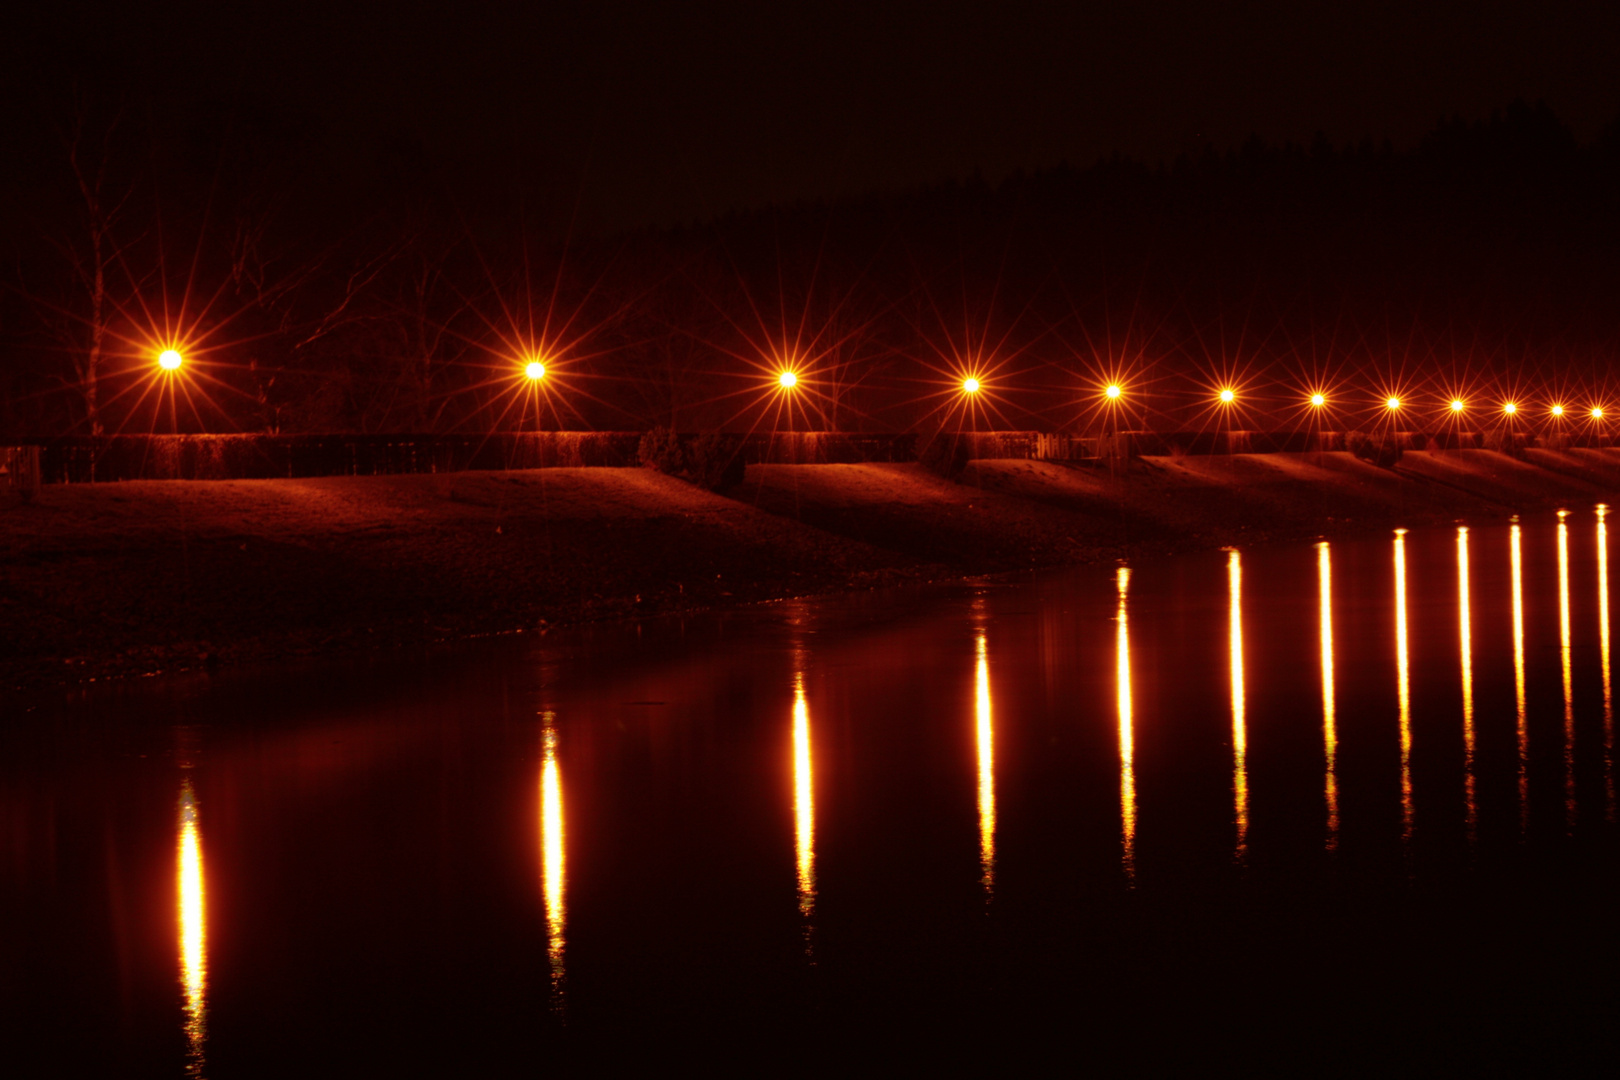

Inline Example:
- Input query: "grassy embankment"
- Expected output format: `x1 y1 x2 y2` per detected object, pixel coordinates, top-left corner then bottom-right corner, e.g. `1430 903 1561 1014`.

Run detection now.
2 448 1616 689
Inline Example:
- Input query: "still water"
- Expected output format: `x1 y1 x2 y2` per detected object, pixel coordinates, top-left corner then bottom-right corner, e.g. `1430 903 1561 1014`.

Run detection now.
4 511 1619 1071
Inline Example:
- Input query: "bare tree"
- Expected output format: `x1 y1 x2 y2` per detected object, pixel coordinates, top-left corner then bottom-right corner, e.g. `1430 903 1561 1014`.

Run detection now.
56 102 139 435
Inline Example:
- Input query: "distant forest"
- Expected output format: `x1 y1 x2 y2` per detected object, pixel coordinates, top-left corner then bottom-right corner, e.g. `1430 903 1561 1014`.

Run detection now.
3 99 1618 438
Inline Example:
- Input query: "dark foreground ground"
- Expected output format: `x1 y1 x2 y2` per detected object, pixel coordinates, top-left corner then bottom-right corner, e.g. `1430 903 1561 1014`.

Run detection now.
3 448 1618 691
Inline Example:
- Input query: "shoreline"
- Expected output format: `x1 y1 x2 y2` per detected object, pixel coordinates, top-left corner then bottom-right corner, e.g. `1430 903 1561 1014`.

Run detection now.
3 450 1615 694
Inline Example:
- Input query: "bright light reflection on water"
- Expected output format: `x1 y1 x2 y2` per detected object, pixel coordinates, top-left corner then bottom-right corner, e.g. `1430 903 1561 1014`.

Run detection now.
975 630 995 896
792 673 816 923
1227 548 1247 862
1318 542 1337 850
1601 505 1614 819
1395 528 1413 844
1559 511 1575 827
14 512 1620 1070
1512 519 1529 828
177 779 206 1077
539 715 565 1004
1116 567 1135 881
1458 526 1477 841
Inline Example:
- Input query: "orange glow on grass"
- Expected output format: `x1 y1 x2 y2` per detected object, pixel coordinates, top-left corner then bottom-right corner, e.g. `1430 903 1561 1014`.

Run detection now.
158 349 184 372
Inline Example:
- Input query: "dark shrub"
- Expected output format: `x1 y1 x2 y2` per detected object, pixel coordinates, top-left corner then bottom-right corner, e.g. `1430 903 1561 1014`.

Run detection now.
1483 428 1528 459
1346 430 1404 467
638 426 685 475
686 432 746 490
919 434 971 479
1541 431 1572 451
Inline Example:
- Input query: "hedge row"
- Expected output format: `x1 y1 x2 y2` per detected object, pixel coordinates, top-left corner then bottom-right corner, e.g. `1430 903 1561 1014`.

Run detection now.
20 429 1611 483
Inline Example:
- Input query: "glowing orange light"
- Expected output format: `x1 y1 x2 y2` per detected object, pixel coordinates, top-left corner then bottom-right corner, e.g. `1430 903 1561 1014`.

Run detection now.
1395 528 1412 842
1385 396 1401 411
177 781 206 1071
539 717 565 997
1310 393 1325 407
1450 399 1466 413
778 370 798 389
524 360 546 381
1105 383 1122 400
1116 567 1135 881
1551 404 1566 418
1504 402 1518 416
1219 388 1235 404
1318 542 1337 849
159 349 183 371
1593 407 1605 420
963 377 981 394
792 675 815 918
975 632 995 894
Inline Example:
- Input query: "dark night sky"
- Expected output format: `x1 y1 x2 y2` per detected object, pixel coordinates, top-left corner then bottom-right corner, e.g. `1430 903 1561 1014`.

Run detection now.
8 1 1620 230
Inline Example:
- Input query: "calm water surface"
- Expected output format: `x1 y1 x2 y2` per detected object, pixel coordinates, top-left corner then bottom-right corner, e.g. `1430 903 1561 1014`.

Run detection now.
5 511 1620 1071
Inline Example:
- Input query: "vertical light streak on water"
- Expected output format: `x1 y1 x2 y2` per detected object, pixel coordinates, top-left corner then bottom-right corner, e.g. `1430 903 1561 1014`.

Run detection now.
177 779 206 1078
1318 542 1338 851
792 674 816 924
1458 527 1477 842
1512 521 1529 830
539 714 566 1004
1600 505 1614 820
1559 510 1575 828
1395 529 1413 844
1116 567 1136 883
1227 549 1248 862
975 631 996 896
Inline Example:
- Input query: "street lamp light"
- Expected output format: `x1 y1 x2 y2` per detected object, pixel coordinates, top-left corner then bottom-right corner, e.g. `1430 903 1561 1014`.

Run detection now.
1105 383 1122 400
778 370 798 389
524 360 546 381
963 377 981 394
1218 388 1235 404
158 349 183 372
1450 399 1465 413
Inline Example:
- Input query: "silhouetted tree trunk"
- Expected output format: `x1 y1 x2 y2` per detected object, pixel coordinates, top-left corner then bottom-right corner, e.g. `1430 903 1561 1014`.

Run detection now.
61 106 137 436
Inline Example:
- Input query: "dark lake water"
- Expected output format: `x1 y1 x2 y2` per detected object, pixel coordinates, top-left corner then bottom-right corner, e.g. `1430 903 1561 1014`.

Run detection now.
5 510 1619 1072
